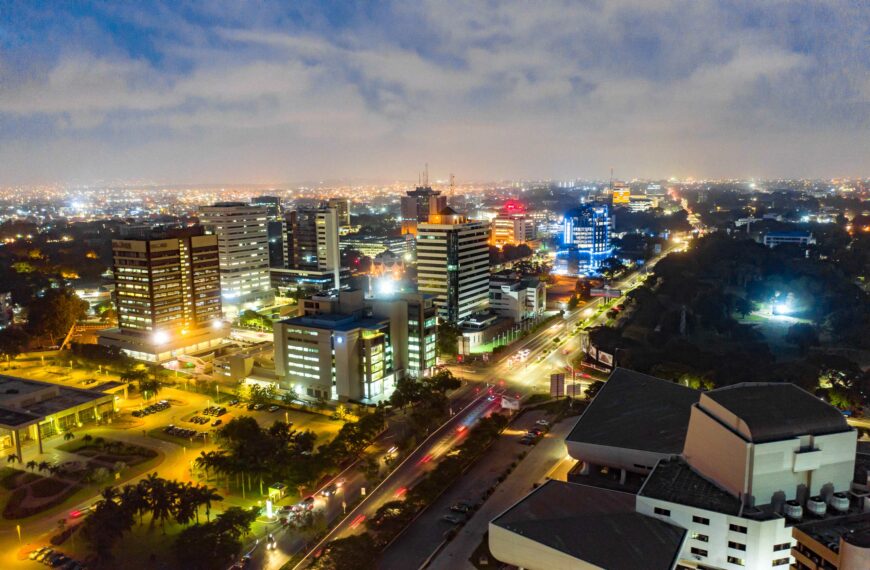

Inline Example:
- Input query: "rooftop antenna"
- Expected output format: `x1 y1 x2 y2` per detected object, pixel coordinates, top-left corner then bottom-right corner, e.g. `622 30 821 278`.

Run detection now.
450 173 455 199
610 167 614 191
424 163 429 187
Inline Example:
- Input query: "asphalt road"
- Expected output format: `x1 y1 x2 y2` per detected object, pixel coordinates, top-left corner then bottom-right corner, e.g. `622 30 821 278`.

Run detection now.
378 408 553 570
287 391 501 569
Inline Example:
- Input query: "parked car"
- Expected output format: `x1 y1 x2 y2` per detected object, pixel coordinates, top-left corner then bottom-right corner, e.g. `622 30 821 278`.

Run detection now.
29 547 50 560
441 514 464 524
212 419 222 427
268 405 280 412
535 419 550 427
450 501 472 514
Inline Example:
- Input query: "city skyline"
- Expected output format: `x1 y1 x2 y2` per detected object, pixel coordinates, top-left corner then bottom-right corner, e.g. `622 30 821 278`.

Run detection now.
2 1 868 186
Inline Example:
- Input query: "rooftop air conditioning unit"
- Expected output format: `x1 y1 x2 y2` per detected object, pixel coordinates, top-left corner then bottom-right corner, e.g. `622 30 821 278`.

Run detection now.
784 500 803 520
830 492 849 513
807 496 827 517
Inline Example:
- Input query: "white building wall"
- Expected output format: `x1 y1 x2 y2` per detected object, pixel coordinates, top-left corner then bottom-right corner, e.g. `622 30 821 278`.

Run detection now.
636 496 794 570
683 405 752 500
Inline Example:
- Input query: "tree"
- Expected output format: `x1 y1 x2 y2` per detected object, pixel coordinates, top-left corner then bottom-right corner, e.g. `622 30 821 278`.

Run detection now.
598 257 626 280
120 367 148 385
567 294 580 310
785 323 819 351
25 460 37 472
0 327 28 362
733 296 754 318
63 431 75 442
25 288 88 344
584 381 604 400
80 486 136 564
238 309 272 331
315 533 379 570
436 322 460 356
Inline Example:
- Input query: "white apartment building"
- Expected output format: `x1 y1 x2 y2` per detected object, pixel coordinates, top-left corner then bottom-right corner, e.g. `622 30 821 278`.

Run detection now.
200 202 273 316
417 207 490 323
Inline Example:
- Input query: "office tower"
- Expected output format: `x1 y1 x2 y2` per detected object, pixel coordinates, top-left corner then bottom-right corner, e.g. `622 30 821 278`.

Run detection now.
315 209 340 283
275 289 400 402
417 207 490 323
490 202 537 247
199 202 273 316
277 206 342 292
558 203 613 275
251 196 286 268
98 226 226 362
400 185 446 235
371 291 437 379
326 198 352 228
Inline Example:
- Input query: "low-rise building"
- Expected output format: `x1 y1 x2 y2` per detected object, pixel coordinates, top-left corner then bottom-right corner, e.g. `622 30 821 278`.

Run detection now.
763 231 816 248
792 512 870 570
273 289 436 401
491 368 863 570
489 273 545 323
0 375 116 460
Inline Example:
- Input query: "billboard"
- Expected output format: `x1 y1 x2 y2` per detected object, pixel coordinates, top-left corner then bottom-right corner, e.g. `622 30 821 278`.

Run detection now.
591 288 622 298
550 373 565 397
501 395 520 410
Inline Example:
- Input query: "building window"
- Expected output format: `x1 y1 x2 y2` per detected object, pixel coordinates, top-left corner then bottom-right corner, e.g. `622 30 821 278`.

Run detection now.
727 556 745 566
728 524 748 534
728 541 746 551
773 543 790 551
654 507 670 517
772 559 789 567
690 532 709 542
693 515 710 525
690 547 707 557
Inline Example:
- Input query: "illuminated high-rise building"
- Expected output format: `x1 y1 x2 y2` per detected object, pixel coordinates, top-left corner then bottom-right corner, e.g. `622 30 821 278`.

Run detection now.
417 208 490 323
491 201 536 247
98 226 227 362
557 204 614 275
400 186 446 235
200 202 273 316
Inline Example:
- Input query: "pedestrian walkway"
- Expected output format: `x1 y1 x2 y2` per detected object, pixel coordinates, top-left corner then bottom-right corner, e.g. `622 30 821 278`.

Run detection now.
427 415 576 570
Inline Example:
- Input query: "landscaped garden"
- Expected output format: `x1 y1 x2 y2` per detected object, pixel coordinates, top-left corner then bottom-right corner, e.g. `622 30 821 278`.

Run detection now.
0 435 162 521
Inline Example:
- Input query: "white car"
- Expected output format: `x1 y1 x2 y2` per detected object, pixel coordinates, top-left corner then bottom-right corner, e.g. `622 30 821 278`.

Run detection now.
535 419 550 427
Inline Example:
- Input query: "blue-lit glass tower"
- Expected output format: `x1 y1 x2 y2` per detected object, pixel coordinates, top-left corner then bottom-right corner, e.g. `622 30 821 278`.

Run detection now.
556 204 613 275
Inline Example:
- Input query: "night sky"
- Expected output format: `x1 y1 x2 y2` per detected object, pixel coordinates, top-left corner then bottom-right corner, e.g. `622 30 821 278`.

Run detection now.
1 1 867 184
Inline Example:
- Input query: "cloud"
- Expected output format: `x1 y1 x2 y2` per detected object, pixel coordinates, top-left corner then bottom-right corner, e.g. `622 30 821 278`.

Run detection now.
0 0 866 184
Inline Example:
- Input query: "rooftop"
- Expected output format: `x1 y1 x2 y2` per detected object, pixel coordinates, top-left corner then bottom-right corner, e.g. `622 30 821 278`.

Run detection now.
640 458 743 517
493 480 685 570
566 368 700 455
796 512 870 550
703 382 850 443
281 313 387 332
0 375 111 427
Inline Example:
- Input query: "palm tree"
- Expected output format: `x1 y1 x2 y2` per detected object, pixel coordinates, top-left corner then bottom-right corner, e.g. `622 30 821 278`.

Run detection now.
25 460 37 472
37 460 50 474
83 434 93 444
63 431 75 442
6 453 18 464
198 485 223 522
142 473 173 532
120 484 147 526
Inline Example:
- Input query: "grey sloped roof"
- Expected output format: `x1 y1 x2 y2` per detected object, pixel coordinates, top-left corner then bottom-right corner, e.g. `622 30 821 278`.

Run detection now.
704 382 849 443
566 368 701 454
493 480 685 570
